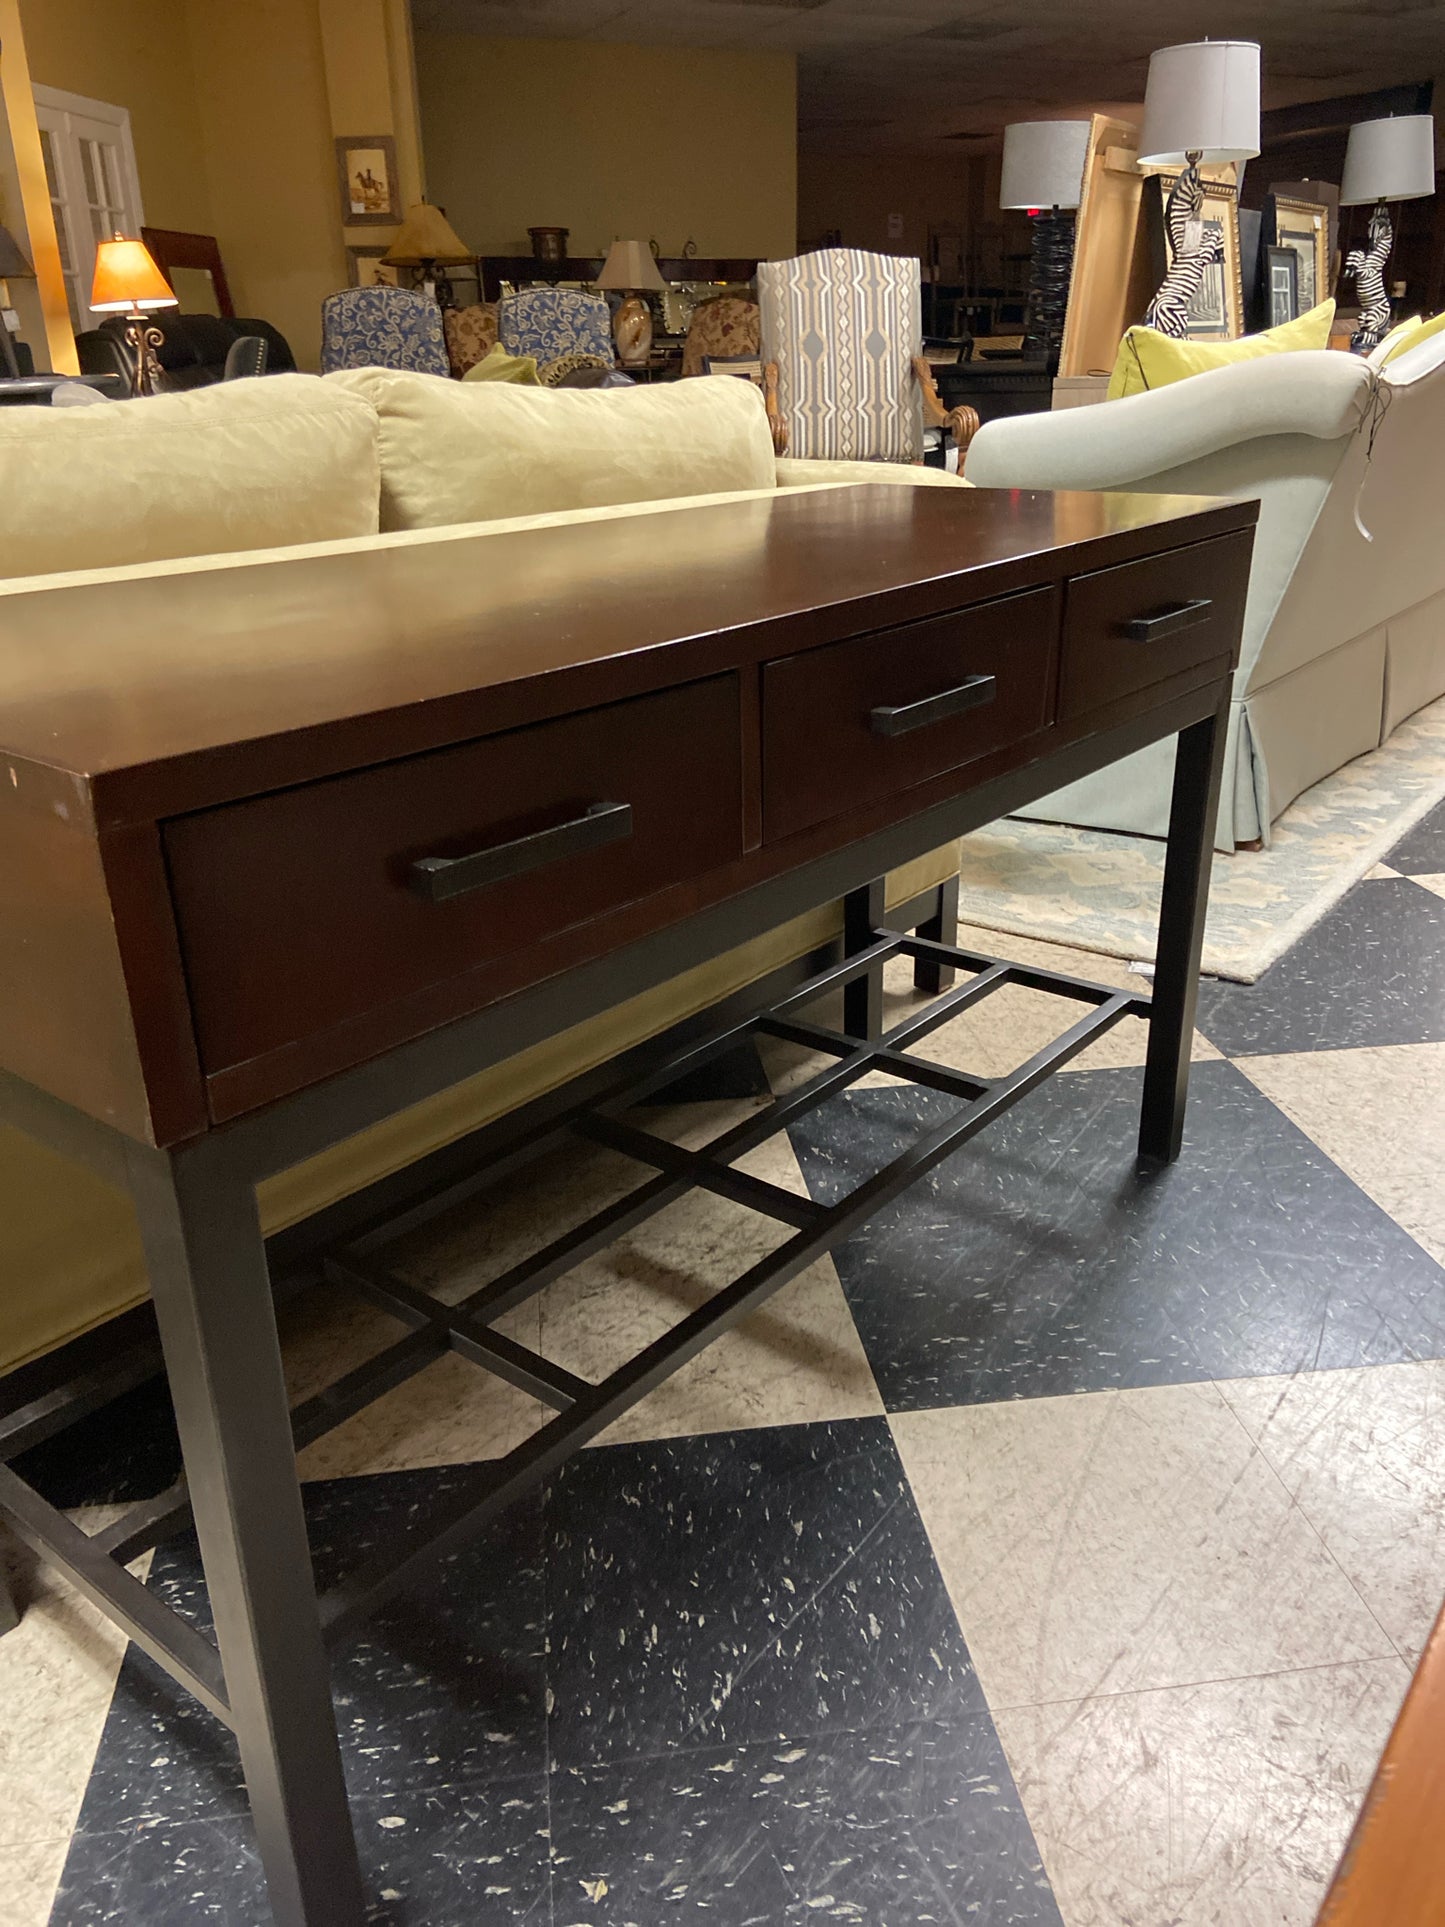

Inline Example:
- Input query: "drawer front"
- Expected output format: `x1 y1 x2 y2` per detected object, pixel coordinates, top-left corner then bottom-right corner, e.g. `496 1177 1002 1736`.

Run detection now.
165 676 743 1077
1060 532 1252 721
761 585 1060 843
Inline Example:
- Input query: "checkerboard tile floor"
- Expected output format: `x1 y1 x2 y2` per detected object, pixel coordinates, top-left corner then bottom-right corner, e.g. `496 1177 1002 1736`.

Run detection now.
4 800 1444 1926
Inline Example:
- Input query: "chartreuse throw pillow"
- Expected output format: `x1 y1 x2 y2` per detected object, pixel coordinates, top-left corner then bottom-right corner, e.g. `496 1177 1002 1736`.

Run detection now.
1374 308 1445 366
1107 299 1336 400
461 343 541 385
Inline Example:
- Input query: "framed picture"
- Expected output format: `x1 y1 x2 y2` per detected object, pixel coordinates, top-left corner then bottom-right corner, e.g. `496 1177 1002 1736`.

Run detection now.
335 135 400 226
1265 195 1331 315
346 245 401 289
1265 245 1300 326
1146 170 1245 340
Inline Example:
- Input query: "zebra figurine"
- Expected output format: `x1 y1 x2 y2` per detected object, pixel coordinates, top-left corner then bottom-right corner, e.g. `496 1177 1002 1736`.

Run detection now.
1345 204 1393 354
1144 162 1224 339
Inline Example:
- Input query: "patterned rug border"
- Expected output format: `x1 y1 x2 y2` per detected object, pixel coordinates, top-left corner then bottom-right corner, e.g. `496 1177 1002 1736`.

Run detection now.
954 696 1445 984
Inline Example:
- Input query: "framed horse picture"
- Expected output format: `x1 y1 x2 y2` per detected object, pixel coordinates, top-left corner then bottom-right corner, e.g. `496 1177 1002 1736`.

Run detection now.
1265 196 1332 315
1145 170 1245 339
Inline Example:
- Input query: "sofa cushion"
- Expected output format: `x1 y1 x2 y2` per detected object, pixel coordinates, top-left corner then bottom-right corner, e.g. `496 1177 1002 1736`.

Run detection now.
1107 299 1336 400
0 374 380 580
326 367 777 531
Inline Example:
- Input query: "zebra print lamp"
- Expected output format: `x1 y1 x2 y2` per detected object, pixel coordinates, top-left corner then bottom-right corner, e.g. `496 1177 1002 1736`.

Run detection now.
1139 41 1260 339
1340 115 1437 355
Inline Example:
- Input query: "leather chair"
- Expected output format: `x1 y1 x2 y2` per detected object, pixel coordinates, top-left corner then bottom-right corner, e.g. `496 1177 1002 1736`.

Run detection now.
76 312 294 391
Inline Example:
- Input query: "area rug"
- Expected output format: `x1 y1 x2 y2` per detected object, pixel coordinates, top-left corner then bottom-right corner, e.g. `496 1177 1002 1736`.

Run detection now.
955 694 1445 983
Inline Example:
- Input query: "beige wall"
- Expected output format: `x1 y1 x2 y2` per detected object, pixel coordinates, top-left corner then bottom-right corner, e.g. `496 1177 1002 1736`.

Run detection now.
19 0 215 234
415 35 796 260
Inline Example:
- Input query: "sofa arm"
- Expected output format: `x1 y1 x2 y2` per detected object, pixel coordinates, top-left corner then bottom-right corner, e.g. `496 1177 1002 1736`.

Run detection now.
775 458 972 490
965 350 1373 491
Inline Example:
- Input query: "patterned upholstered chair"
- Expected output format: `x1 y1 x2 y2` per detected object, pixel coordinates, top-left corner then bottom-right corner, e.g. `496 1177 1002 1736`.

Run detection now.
682 295 761 378
443 302 499 378
757 248 976 463
498 287 613 367
320 287 449 376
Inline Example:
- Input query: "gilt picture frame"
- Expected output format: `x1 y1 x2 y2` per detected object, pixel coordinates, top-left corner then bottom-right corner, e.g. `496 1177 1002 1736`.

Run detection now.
1265 195 1332 316
335 135 400 227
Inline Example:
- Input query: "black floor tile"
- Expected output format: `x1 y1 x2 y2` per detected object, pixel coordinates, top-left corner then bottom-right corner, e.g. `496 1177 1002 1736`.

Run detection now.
544 1419 984 1771
51 1777 553 1926
1384 796 1445 875
788 1059 1445 1411
1194 876 1445 1054
13 1375 180 1510
549 1717 1062 1926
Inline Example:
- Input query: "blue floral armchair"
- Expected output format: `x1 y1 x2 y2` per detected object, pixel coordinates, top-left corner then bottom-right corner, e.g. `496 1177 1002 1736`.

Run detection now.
320 286 449 376
498 288 612 365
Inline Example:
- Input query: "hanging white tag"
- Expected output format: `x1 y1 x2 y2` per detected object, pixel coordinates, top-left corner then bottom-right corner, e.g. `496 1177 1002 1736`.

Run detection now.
1184 217 1204 253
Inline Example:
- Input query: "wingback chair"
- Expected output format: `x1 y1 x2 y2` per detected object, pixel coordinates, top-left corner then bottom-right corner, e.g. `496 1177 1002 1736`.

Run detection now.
320 286 449 376
682 295 761 377
498 288 613 366
757 248 976 464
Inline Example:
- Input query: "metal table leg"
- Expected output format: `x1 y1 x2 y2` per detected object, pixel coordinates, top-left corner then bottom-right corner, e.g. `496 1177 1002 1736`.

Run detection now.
1138 690 1231 1166
842 878 887 1040
912 874 960 996
123 1139 366 1927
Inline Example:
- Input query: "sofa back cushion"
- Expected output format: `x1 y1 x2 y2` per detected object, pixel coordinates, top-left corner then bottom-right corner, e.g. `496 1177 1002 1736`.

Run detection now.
326 367 777 531
0 374 380 580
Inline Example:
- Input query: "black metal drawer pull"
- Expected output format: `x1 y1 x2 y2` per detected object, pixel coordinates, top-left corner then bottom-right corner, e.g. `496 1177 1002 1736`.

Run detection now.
409 800 633 903
869 674 997 738
1121 598 1213 642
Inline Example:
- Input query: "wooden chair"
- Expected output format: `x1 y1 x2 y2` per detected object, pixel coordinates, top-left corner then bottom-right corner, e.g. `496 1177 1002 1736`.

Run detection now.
757 248 977 464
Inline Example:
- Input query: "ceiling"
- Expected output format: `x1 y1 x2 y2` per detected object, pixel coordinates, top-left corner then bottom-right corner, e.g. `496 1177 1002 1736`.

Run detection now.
409 0 1445 153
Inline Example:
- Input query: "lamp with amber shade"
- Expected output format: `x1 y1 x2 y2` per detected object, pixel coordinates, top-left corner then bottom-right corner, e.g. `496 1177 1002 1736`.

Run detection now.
384 201 473 308
90 236 177 395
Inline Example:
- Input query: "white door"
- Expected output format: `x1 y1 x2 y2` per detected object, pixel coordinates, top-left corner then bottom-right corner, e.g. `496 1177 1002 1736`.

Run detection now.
32 87 145 332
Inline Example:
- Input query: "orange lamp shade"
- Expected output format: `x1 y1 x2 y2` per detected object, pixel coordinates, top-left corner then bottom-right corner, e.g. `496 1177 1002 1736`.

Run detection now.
89 237 177 312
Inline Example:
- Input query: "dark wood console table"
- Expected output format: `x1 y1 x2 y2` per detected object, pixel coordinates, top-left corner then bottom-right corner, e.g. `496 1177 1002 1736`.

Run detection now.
0 484 1254 1923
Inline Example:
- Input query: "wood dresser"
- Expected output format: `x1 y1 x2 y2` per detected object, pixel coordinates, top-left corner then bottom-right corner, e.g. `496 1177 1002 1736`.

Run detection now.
0 483 1255 1924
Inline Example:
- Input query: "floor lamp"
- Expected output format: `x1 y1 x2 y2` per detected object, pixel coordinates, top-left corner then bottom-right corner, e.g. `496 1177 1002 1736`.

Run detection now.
999 120 1091 365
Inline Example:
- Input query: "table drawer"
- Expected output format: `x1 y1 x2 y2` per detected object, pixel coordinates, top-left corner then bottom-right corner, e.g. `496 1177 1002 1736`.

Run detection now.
1060 532 1252 721
761 585 1060 843
164 676 744 1078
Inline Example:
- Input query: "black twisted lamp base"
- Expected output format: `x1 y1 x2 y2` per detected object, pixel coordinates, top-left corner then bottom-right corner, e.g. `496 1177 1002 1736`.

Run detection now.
1023 208 1076 364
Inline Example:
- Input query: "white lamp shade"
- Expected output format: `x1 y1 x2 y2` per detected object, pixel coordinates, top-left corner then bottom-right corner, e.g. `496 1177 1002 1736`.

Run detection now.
1340 115 1436 205
595 239 666 291
1000 121 1092 209
1139 40 1261 166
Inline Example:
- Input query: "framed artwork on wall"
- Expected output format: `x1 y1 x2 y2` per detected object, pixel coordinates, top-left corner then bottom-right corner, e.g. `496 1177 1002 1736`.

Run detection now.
1265 195 1332 315
335 135 400 226
346 245 401 289
1145 170 1245 339
1265 245 1300 326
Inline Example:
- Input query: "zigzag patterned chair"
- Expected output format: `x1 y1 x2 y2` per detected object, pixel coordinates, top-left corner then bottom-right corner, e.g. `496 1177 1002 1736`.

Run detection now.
320 286 449 376
757 248 976 463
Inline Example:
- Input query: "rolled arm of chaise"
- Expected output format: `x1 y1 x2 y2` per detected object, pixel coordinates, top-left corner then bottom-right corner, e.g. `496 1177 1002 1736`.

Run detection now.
965 351 1373 491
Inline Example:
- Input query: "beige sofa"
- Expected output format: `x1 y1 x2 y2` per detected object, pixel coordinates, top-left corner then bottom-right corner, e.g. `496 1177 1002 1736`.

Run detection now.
0 371 969 1378
966 332 1445 847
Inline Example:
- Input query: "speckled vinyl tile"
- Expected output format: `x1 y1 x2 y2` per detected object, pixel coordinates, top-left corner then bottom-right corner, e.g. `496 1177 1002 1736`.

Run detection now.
1193 875 1445 1055
995 1660 1407 1927
1384 795 1445 874
543 1418 983 1771
548 1717 1062 1926
786 1059 1445 1411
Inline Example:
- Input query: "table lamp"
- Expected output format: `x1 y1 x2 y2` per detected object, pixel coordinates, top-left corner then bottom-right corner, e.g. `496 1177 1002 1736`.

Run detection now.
1138 40 1260 337
1340 114 1436 353
384 201 473 308
89 235 177 396
0 225 35 378
999 120 1091 362
595 239 666 368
